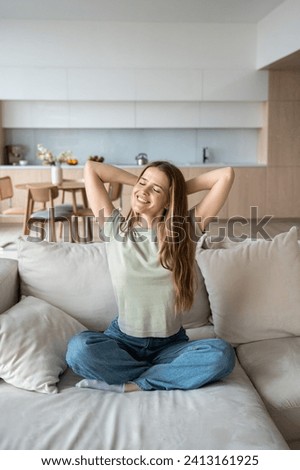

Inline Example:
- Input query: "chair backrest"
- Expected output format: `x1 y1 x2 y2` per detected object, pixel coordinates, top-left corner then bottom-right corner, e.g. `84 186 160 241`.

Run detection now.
108 182 122 201
28 185 59 205
0 176 14 201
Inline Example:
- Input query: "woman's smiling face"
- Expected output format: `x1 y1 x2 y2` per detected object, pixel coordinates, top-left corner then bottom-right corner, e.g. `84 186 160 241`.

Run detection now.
131 167 170 225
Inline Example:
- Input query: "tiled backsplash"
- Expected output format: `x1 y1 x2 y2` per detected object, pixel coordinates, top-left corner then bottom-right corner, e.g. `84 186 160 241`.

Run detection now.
4 128 258 166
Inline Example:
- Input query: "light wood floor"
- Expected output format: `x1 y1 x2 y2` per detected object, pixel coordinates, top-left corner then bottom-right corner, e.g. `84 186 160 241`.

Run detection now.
1 218 300 259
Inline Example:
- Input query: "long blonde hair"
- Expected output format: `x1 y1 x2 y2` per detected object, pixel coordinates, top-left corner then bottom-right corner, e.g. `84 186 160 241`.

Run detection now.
124 161 196 313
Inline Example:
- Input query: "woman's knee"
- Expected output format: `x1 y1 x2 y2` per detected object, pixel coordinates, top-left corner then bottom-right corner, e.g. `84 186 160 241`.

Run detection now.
214 339 236 377
66 331 93 369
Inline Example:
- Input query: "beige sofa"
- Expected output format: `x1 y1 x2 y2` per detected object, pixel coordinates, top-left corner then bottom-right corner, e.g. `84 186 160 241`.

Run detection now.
0 227 299 450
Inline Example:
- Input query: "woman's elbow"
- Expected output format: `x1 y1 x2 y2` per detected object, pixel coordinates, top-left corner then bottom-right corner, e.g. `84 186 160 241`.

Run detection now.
84 159 94 173
224 166 235 185
84 160 92 177
84 160 99 180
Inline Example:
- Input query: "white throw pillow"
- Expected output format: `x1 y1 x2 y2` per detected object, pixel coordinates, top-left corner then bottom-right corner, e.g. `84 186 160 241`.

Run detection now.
197 227 300 345
0 259 19 315
18 239 118 331
0 296 86 394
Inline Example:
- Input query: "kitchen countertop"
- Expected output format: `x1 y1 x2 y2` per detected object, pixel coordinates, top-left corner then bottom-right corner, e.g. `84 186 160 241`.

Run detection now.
0 162 267 169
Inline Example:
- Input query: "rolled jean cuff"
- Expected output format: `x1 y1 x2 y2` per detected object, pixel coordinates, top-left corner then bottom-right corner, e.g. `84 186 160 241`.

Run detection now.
131 379 150 391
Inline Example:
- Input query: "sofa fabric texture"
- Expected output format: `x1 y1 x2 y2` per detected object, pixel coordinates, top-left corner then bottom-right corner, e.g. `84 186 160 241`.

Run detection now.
237 337 300 444
0 361 288 450
0 228 299 450
0 258 18 315
18 238 211 331
0 296 86 393
197 227 300 345
18 240 118 331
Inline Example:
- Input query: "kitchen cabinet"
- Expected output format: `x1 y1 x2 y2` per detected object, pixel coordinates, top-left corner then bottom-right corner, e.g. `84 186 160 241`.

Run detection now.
0 65 267 102
5 163 300 223
266 166 300 218
1 166 269 224
203 70 268 101
227 167 267 219
113 166 268 220
2 100 263 129
110 166 229 218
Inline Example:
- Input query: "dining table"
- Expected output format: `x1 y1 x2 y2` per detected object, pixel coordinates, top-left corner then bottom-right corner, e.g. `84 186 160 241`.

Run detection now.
15 179 89 235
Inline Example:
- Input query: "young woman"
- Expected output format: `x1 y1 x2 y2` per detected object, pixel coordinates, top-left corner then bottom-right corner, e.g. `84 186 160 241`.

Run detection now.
66 160 236 392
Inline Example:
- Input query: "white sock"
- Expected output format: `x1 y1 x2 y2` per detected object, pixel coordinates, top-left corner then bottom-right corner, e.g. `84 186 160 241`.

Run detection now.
76 379 125 393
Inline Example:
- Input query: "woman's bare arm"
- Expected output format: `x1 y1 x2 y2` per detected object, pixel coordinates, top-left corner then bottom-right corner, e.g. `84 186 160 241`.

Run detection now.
84 161 137 225
186 167 235 231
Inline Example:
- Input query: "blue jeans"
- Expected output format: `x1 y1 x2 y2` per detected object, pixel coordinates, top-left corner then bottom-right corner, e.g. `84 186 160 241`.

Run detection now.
66 318 235 391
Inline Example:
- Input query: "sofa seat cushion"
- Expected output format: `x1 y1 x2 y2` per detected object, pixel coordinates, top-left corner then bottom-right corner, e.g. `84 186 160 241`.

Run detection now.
197 228 300 345
18 239 211 331
237 337 300 445
0 361 288 450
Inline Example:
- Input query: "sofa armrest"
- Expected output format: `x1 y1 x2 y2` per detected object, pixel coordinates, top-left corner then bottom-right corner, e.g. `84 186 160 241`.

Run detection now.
0 258 19 314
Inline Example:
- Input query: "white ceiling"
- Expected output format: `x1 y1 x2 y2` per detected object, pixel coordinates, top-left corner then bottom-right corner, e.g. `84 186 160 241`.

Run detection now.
0 0 286 23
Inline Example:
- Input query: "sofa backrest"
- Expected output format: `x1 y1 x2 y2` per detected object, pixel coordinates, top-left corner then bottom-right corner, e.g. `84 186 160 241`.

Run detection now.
18 239 211 331
0 258 19 315
17 227 300 343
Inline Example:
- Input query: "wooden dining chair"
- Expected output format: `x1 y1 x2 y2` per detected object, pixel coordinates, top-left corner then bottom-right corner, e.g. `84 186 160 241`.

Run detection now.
0 176 25 216
26 184 73 242
60 179 88 212
72 181 123 243
108 181 123 210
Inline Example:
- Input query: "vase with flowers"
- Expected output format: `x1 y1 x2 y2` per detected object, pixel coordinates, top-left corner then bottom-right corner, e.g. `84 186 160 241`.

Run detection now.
37 144 76 185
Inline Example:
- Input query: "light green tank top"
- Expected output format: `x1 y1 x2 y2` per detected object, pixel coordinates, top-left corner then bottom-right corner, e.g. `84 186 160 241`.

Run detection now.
102 209 182 338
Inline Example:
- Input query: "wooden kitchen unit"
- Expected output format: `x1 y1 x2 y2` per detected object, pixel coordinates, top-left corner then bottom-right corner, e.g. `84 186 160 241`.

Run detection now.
0 166 84 223
117 165 270 220
0 164 270 224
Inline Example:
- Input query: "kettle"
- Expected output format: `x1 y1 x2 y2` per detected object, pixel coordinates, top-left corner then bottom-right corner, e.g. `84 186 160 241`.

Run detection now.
135 153 148 166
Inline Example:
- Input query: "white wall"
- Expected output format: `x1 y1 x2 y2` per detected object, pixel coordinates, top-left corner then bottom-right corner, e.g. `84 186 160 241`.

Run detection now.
0 20 266 101
257 0 300 68
0 20 256 69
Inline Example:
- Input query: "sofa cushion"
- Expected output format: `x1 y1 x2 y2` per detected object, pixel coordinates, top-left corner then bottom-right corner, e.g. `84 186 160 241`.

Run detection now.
0 361 289 450
18 239 211 331
18 239 118 331
0 296 86 394
237 337 300 445
0 258 19 315
197 227 300 345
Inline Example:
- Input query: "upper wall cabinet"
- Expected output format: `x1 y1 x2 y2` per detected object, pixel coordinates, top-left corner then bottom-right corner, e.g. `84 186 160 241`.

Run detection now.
1 66 267 129
203 70 268 101
0 68 68 100
67 69 136 101
135 102 263 128
0 67 268 102
2 100 263 129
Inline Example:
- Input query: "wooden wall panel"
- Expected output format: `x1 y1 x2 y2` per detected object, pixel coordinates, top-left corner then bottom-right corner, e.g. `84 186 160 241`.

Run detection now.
268 71 300 167
227 168 267 219
266 166 300 218
269 71 300 101
268 101 300 167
